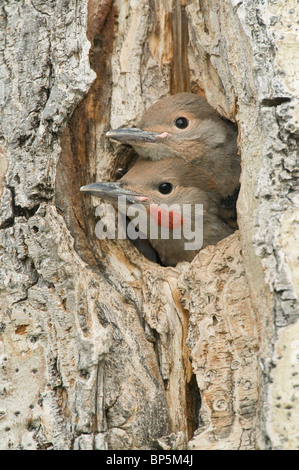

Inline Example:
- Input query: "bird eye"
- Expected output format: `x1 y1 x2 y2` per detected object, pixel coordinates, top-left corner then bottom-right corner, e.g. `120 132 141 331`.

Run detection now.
174 117 189 129
116 168 128 178
158 182 173 195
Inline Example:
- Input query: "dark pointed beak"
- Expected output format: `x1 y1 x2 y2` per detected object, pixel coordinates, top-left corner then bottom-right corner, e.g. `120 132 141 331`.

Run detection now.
80 182 149 204
106 128 170 144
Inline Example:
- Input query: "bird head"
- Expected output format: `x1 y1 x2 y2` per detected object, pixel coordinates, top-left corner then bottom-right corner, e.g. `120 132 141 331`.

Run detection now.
106 93 240 198
80 157 234 265
81 157 218 231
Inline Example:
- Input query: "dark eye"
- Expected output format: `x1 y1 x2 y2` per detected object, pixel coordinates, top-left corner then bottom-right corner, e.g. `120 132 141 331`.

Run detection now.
158 182 173 195
116 168 128 178
174 117 189 129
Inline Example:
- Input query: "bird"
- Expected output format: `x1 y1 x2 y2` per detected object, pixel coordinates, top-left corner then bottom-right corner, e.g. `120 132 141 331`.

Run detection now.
80 157 234 266
106 92 240 201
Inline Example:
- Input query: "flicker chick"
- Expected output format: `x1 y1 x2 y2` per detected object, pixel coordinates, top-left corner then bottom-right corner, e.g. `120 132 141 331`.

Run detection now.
106 92 240 200
81 157 234 266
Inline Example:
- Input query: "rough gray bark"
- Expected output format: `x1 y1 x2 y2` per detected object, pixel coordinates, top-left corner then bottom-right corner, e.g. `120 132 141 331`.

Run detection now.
0 0 298 450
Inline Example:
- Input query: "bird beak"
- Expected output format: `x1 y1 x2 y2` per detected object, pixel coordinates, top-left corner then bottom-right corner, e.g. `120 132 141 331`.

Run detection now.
80 182 149 204
106 128 170 144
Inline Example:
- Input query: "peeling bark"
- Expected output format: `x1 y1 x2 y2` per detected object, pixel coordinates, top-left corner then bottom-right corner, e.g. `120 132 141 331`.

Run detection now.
0 0 298 450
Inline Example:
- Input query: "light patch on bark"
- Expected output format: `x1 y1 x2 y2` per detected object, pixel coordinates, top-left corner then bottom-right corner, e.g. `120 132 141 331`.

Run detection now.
0 147 8 198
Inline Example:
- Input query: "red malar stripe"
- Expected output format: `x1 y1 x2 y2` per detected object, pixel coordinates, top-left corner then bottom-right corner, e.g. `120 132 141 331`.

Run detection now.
147 205 184 229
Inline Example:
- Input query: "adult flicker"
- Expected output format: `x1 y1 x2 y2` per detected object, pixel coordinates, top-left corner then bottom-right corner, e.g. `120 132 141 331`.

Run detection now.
80 157 234 266
106 92 240 201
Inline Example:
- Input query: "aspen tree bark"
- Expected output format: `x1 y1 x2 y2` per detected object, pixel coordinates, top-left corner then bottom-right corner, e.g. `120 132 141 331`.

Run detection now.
0 0 298 450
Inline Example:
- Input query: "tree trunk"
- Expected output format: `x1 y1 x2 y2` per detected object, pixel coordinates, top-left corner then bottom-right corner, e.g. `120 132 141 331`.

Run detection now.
0 0 298 450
